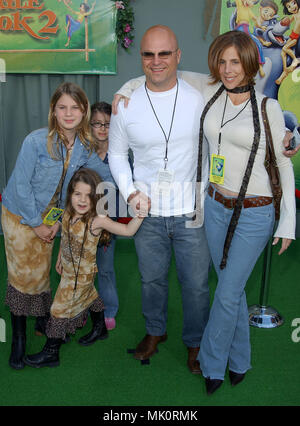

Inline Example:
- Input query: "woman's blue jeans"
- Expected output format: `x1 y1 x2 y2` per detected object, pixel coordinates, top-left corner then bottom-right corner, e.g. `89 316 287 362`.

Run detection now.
96 237 118 318
134 215 211 348
198 191 275 380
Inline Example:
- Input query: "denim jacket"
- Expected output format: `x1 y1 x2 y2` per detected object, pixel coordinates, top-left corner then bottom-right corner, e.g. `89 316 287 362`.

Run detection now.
2 128 115 227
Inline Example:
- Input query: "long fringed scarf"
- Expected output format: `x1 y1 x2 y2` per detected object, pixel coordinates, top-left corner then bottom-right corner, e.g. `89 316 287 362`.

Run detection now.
197 84 261 269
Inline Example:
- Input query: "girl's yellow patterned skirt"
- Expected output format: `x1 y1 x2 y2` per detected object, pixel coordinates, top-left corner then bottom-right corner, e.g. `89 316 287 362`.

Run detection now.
1 205 53 316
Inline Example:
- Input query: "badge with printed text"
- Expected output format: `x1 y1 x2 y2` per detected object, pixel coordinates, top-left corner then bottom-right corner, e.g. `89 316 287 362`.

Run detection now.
43 208 64 226
209 154 225 185
157 168 175 192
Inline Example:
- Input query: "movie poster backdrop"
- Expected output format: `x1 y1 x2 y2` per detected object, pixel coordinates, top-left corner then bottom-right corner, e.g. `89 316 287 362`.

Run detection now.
0 0 117 74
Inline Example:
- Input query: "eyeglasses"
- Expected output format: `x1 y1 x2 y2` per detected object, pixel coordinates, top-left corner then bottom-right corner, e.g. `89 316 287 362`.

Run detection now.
90 122 110 129
140 49 178 60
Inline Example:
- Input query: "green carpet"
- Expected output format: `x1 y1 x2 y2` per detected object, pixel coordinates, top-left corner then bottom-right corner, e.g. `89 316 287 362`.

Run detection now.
0 235 300 406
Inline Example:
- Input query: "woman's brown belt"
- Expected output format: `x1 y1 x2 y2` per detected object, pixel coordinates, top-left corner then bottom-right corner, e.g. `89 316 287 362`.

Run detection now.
207 185 273 210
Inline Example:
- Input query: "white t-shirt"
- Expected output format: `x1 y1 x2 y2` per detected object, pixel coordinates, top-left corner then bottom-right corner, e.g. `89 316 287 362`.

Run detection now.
108 78 208 216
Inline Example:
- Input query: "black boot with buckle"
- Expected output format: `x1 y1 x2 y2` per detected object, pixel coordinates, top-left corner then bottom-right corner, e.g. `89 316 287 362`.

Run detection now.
9 313 27 370
78 310 108 346
23 338 63 368
34 313 50 336
34 313 70 344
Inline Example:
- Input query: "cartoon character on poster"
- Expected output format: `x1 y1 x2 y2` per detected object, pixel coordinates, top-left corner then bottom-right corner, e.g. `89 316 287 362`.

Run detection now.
221 0 300 205
63 0 96 47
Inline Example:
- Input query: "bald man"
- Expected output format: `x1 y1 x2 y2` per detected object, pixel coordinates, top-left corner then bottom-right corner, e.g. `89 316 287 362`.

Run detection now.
108 25 211 374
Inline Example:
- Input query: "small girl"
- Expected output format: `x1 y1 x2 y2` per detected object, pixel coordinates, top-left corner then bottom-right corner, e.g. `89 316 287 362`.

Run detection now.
23 168 146 368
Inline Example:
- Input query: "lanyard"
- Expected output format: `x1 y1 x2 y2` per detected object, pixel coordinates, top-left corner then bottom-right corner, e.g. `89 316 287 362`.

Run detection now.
67 218 88 293
145 80 179 170
57 139 72 209
217 94 251 155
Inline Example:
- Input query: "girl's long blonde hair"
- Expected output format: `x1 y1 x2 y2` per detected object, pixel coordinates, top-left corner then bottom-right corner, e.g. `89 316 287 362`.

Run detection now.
47 82 97 159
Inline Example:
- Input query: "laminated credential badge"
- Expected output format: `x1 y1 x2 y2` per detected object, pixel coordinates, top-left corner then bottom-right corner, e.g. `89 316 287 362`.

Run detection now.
209 154 225 185
156 168 175 192
43 208 64 226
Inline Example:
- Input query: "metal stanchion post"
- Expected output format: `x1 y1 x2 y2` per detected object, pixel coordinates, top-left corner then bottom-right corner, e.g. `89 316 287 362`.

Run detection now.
248 237 284 328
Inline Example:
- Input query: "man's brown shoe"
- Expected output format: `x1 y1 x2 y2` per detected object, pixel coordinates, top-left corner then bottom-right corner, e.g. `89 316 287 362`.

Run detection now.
187 346 201 374
134 334 167 360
